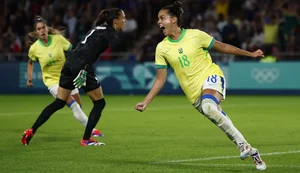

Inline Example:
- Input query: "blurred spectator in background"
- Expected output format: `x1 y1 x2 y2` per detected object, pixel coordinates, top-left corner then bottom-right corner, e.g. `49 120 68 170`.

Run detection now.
248 27 264 51
217 14 227 32
122 11 138 50
75 15 91 44
222 16 240 48
63 10 77 44
280 1 299 45
41 0 54 22
139 35 157 63
263 14 279 52
209 24 222 42
216 0 229 20
292 25 300 52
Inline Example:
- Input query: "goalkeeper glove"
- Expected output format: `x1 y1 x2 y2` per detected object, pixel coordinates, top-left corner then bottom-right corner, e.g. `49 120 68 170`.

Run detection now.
73 69 87 88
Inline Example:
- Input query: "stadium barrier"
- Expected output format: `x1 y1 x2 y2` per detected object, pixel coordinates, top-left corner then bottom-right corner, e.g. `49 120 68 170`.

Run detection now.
0 61 300 94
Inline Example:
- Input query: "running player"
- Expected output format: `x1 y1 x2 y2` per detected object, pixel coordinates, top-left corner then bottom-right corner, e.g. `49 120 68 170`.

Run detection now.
21 10 125 145
134 1 266 171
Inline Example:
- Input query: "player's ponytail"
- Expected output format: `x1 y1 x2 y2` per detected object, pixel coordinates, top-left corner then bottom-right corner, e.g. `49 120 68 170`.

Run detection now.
161 1 184 27
94 8 122 27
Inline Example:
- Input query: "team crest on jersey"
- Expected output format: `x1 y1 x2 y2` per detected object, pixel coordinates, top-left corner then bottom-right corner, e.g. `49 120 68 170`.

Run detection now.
48 53 52 58
178 48 183 54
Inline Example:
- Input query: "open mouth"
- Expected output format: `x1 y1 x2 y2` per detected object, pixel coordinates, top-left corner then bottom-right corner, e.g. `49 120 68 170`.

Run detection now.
160 26 166 33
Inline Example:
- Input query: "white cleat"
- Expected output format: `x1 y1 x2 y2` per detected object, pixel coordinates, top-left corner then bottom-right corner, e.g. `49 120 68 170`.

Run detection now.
250 148 267 171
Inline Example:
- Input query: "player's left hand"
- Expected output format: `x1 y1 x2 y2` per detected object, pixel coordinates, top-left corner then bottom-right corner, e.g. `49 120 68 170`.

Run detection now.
250 49 264 58
73 69 87 88
134 102 148 112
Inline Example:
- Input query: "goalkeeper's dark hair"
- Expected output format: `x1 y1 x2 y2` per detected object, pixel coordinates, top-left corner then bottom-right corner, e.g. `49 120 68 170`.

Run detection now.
94 8 122 27
26 16 65 46
161 1 184 27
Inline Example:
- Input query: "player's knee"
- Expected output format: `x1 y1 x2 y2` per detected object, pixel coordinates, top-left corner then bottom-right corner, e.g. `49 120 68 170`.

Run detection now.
200 94 219 118
201 102 218 116
52 98 67 110
201 102 226 126
93 98 106 110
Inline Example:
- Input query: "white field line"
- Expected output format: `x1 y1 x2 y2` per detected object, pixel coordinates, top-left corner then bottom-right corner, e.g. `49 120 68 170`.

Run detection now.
151 150 300 164
176 163 300 169
0 102 298 116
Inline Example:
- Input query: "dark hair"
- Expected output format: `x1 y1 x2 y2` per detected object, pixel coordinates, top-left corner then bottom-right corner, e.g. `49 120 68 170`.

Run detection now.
161 1 184 27
94 8 122 26
33 16 47 29
26 16 65 46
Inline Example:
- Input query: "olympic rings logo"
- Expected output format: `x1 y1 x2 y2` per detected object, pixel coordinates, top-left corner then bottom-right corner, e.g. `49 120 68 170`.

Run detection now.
251 68 280 84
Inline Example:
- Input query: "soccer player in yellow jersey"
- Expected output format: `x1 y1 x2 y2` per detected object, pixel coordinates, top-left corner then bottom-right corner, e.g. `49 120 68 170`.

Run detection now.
24 17 102 141
134 1 266 171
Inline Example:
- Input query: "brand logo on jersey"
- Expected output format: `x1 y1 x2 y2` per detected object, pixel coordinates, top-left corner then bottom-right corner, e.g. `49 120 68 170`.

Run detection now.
48 53 52 58
178 48 183 54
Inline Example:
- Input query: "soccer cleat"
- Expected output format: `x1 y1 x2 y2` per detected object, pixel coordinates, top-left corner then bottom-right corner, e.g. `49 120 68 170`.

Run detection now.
91 129 104 137
250 148 267 170
80 138 105 146
21 128 34 145
238 142 252 160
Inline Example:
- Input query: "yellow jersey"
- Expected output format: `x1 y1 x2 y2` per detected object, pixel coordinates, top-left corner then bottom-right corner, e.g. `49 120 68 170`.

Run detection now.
263 24 278 44
155 29 224 104
28 34 72 87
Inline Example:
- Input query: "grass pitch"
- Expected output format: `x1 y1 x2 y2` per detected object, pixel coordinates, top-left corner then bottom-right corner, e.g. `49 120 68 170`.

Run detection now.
0 95 299 173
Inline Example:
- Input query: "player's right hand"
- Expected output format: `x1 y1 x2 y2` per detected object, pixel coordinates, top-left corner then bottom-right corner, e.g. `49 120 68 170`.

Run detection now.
250 49 264 58
73 69 87 88
26 80 33 88
134 102 148 112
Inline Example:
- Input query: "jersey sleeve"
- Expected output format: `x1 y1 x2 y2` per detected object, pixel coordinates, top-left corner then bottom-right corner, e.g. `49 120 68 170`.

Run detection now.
197 30 215 49
59 35 72 51
155 44 169 69
28 46 37 61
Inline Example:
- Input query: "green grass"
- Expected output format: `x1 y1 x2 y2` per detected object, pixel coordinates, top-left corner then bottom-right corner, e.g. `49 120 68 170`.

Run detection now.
0 95 300 173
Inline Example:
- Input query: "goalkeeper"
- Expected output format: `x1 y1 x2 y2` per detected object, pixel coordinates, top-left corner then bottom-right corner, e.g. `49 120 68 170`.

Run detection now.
21 8 126 146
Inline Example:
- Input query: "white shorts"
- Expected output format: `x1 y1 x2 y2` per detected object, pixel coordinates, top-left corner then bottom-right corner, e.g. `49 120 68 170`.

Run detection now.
202 74 226 99
48 84 79 98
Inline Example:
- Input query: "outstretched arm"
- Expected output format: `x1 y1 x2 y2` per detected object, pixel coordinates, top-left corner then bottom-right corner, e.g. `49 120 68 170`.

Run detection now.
134 68 167 112
212 40 264 58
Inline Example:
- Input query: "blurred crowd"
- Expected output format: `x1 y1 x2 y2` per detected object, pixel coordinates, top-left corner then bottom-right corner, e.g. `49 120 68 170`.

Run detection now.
140 0 300 62
0 0 173 61
0 0 299 62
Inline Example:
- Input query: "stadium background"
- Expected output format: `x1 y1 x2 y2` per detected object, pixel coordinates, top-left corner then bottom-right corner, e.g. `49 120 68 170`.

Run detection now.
0 1 300 173
0 0 299 95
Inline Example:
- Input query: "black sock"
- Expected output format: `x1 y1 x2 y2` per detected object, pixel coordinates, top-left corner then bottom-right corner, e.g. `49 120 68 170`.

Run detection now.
83 98 106 140
31 98 66 133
